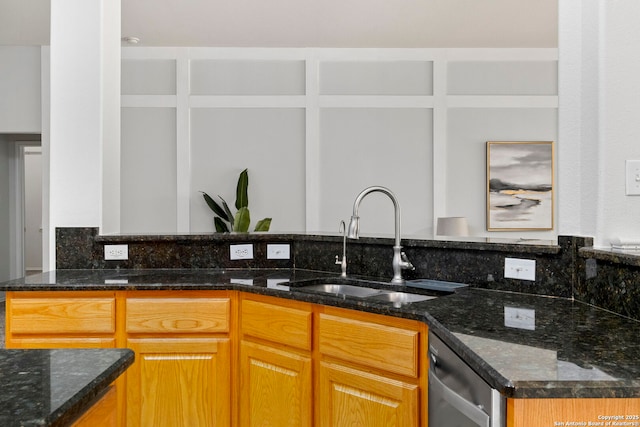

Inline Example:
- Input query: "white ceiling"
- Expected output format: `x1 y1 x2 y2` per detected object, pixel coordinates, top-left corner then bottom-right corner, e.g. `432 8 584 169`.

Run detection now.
0 0 557 47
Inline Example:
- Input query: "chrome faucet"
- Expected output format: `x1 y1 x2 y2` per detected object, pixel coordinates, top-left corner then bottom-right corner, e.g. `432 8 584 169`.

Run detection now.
347 186 414 285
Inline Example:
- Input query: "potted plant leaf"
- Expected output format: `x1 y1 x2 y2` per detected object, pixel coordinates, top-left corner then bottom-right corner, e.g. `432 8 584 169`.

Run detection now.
201 168 272 232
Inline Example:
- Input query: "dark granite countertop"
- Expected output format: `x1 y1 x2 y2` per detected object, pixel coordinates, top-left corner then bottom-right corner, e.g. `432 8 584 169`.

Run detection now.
0 348 134 426
1 268 638 399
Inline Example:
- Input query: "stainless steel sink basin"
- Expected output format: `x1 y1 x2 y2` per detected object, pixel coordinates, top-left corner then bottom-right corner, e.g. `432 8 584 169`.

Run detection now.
297 283 384 298
296 283 438 306
367 292 436 305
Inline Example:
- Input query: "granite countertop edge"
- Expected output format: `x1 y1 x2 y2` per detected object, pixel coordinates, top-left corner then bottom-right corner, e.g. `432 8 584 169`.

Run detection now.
1 268 637 399
48 349 134 427
0 348 134 427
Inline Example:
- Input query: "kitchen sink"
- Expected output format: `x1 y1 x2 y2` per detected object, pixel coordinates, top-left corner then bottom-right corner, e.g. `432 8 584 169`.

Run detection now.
295 282 439 306
367 292 436 305
297 283 384 298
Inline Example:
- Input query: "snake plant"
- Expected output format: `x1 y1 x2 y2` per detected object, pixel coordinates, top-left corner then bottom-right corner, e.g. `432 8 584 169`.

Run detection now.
201 169 272 233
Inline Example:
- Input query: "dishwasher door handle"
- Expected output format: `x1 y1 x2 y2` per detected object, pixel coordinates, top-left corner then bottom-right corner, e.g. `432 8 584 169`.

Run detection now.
429 370 490 427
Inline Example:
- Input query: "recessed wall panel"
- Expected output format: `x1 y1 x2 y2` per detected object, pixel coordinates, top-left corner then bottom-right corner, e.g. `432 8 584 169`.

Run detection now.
190 108 306 232
121 108 177 232
190 60 306 95
320 61 433 95
446 108 558 238
121 59 176 95
447 61 557 95
319 108 433 237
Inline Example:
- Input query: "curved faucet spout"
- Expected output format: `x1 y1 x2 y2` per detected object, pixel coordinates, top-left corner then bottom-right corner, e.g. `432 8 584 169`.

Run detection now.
346 186 413 284
347 186 401 247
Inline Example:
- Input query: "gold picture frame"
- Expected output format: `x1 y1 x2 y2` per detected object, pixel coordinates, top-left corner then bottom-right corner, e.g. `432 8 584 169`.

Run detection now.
486 141 554 231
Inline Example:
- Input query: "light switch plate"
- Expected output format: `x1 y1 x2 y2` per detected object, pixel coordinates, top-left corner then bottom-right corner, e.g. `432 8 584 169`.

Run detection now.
230 244 253 260
267 244 290 259
626 160 640 195
504 257 536 281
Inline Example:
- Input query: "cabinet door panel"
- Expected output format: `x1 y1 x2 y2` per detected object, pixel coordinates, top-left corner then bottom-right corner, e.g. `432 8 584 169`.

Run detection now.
9 296 115 334
241 299 312 351
240 340 312 427
126 297 230 334
126 338 230 427
319 313 419 377
319 361 419 427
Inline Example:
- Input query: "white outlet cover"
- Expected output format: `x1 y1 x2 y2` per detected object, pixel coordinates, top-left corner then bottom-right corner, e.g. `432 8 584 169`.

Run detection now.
504 257 536 281
104 244 128 260
267 244 290 259
230 244 253 260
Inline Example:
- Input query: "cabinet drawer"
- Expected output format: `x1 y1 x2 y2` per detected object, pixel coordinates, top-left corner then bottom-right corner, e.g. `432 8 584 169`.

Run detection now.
126 297 230 334
241 299 312 350
9 297 115 335
319 313 419 378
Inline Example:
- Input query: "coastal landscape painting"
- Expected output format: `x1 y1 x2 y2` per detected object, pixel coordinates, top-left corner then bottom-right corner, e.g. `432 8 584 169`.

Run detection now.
487 141 553 231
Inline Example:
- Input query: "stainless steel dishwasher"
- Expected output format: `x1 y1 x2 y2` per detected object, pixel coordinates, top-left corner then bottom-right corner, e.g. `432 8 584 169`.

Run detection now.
428 331 505 427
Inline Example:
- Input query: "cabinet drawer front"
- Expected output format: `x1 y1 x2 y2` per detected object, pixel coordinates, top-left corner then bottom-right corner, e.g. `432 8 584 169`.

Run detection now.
241 299 312 350
319 313 419 377
126 297 230 334
10 297 115 334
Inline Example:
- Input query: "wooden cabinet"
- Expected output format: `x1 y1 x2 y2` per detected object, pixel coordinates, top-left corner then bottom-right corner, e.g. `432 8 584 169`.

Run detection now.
318 361 419 427
124 291 233 427
126 337 230 427
239 295 313 427
5 289 428 427
507 397 640 427
5 291 116 349
317 307 426 427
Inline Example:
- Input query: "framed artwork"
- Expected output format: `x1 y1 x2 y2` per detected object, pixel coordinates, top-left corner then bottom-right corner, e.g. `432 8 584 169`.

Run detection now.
486 141 554 231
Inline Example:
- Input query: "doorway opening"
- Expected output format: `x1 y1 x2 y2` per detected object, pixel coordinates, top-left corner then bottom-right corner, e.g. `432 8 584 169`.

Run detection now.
10 140 43 279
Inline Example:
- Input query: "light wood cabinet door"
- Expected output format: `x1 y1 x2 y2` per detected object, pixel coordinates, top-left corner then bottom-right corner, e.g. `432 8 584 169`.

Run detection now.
318 361 419 427
239 340 312 427
318 312 419 378
5 291 116 349
126 337 231 427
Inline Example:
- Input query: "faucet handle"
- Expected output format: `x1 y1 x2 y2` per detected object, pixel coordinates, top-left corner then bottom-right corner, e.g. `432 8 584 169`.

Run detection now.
400 252 415 271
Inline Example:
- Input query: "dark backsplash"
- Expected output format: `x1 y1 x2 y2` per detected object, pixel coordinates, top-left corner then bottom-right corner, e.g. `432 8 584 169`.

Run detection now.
56 228 640 320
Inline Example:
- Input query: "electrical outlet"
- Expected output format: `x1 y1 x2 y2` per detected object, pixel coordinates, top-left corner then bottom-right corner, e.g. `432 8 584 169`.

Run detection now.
504 257 536 281
230 244 253 260
267 244 290 260
104 244 128 260
626 160 640 195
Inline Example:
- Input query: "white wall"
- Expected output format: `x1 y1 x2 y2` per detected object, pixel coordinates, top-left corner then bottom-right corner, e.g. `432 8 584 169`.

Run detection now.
120 48 558 239
598 1 640 245
48 0 120 244
0 47 41 133
558 0 640 247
